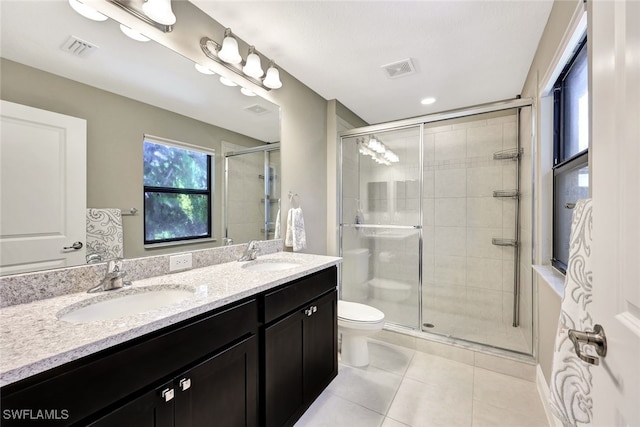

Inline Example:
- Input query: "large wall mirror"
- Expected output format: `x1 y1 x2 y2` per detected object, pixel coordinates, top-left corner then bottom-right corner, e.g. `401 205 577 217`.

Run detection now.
0 0 281 276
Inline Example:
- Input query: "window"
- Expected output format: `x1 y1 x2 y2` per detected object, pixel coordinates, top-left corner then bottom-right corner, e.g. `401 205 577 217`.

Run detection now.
552 37 589 273
143 136 213 245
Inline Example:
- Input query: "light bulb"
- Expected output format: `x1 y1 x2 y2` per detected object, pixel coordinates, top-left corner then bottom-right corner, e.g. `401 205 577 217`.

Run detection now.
68 0 107 21
218 29 242 64
421 97 437 105
242 47 264 78
263 63 282 89
142 0 176 25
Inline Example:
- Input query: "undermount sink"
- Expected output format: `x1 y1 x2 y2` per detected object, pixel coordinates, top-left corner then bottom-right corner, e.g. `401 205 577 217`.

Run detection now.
241 259 301 272
57 285 195 324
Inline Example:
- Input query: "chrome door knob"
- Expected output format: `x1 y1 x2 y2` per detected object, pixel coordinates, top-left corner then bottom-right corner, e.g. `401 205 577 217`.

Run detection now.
63 241 83 250
568 324 607 365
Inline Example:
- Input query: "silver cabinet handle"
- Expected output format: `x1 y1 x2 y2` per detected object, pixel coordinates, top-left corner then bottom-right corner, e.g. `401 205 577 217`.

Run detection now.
63 241 83 250
312 305 317 313
568 324 607 365
304 308 312 316
565 203 576 209
179 377 191 391
161 387 175 402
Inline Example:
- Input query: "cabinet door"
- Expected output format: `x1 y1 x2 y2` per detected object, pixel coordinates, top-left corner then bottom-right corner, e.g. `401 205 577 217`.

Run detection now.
87 381 174 427
303 289 338 401
175 335 258 427
264 309 304 427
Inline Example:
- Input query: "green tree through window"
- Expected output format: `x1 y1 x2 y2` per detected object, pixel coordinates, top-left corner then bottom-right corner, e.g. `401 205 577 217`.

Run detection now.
143 139 213 244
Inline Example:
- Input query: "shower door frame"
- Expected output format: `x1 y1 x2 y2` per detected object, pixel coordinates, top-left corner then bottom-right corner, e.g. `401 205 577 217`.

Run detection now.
338 97 533 343
224 143 281 242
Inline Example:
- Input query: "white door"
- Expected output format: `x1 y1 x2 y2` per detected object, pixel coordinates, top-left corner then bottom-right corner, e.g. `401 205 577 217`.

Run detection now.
590 0 640 425
0 101 87 275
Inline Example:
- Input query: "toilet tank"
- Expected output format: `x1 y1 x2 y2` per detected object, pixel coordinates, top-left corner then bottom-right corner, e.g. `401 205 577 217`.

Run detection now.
342 248 369 285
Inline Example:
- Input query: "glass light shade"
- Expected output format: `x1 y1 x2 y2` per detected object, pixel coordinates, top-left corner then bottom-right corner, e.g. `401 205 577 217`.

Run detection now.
218 32 242 64
68 0 108 21
219 76 238 87
243 49 264 78
142 0 176 26
421 97 436 105
263 65 282 89
195 64 215 75
120 24 150 42
240 88 257 97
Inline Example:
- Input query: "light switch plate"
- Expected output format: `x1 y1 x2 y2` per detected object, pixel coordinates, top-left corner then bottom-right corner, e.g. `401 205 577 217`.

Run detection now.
169 253 192 272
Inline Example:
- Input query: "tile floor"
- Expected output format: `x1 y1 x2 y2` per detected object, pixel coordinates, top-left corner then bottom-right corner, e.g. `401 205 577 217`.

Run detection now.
295 339 548 427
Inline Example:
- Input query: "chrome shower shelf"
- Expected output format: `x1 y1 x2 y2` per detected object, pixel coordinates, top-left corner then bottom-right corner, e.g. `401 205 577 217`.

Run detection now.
493 190 519 198
493 148 523 161
492 238 518 247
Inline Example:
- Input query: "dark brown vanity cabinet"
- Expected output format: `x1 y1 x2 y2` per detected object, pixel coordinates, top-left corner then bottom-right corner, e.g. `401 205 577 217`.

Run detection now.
89 335 258 427
0 299 259 427
262 267 338 427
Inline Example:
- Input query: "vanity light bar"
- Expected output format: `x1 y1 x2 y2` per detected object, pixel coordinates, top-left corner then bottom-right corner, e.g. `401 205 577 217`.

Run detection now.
107 0 173 33
200 37 278 92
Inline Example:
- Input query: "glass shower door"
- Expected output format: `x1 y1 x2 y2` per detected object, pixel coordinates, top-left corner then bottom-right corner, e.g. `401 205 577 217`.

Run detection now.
341 126 422 329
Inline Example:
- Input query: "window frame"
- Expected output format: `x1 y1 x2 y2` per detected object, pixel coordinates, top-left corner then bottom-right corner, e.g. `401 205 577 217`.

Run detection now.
551 36 589 274
143 135 214 246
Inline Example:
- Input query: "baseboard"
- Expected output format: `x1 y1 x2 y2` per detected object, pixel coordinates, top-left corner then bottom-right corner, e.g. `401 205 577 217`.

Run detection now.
536 364 563 427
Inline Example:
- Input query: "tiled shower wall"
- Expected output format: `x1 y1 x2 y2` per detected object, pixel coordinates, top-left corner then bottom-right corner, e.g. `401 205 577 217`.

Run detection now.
422 111 528 349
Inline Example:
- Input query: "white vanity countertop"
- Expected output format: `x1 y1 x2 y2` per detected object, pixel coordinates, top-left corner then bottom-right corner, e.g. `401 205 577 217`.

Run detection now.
0 252 341 387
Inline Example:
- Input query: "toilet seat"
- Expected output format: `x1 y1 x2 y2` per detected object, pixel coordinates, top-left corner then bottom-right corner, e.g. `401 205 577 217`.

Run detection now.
338 300 384 324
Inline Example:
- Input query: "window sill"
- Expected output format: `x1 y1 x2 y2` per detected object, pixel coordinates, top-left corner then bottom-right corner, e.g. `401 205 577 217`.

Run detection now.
533 265 565 298
144 237 217 249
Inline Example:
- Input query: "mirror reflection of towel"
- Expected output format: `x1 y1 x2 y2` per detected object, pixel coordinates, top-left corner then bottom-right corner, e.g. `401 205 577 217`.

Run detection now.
285 207 306 252
86 208 124 263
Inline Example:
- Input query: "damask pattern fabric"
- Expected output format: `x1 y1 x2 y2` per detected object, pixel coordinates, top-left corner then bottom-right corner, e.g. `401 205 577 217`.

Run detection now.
549 198 593 426
86 208 124 263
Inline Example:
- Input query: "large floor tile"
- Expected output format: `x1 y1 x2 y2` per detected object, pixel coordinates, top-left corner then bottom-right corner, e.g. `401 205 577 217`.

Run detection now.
472 368 546 416
326 363 403 415
472 400 549 427
381 417 411 427
404 351 474 392
386 377 473 427
368 339 416 376
294 392 385 427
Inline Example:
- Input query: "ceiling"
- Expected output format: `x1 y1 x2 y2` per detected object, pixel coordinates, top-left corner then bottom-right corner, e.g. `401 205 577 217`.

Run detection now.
191 0 554 125
1 1 554 137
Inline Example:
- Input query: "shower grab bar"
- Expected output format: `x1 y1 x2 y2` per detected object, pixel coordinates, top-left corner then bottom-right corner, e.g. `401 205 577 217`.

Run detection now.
341 224 422 229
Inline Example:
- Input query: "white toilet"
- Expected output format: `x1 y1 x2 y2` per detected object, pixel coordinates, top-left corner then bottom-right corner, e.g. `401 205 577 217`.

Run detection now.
338 248 385 367
338 300 385 367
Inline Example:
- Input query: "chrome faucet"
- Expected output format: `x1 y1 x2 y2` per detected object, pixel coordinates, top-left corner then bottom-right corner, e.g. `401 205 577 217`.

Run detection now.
88 259 131 293
238 240 260 261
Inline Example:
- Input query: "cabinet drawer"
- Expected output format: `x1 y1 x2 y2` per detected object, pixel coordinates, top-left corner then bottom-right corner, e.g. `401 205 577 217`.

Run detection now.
262 267 337 324
1 299 258 426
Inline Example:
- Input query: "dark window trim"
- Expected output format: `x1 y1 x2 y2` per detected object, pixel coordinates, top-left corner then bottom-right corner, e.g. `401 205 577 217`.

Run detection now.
551 35 588 275
143 143 213 245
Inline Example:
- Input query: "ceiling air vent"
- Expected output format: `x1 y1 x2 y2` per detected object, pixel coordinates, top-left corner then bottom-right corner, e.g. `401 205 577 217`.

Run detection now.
61 36 98 58
381 58 416 79
244 104 270 115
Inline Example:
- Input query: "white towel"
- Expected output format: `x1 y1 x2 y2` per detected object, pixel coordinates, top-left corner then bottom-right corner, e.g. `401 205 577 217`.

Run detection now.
86 208 124 263
549 199 594 426
285 207 306 252
274 209 281 239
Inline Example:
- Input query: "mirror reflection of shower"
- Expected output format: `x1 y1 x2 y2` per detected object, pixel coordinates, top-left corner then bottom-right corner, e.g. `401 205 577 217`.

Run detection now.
224 143 281 244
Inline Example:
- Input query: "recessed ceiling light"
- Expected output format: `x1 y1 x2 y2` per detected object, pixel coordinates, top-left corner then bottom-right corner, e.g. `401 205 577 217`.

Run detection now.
421 97 436 105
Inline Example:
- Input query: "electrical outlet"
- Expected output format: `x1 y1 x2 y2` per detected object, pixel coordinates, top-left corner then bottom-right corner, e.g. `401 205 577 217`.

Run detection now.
169 253 192 272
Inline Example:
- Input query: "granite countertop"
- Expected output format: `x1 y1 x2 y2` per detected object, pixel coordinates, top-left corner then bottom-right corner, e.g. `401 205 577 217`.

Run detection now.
0 252 341 387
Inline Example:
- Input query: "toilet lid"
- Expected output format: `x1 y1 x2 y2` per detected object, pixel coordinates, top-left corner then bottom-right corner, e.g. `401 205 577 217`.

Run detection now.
338 300 384 323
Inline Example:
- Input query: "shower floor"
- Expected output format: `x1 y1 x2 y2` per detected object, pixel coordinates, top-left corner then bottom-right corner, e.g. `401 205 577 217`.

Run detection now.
362 294 530 354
